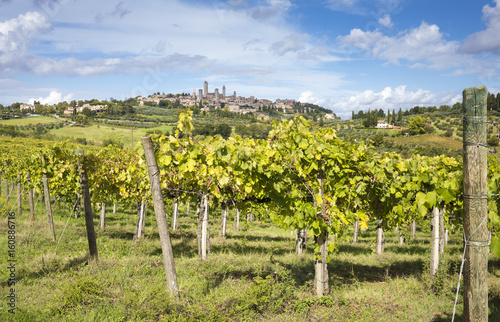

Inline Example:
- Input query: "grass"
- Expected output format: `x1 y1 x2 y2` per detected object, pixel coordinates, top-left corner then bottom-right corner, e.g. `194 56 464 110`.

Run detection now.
48 124 172 147
0 116 62 126
387 133 463 150
0 192 499 321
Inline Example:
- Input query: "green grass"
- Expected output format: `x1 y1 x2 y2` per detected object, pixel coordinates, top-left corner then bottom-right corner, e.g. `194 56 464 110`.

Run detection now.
387 133 463 150
47 124 172 147
0 116 62 126
0 193 499 321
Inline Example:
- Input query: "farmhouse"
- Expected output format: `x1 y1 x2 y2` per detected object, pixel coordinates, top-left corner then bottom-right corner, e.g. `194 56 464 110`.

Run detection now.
376 120 393 128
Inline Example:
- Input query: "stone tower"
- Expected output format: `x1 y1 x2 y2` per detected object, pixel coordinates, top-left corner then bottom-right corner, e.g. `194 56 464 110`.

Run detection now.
204 81 208 96
199 89 203 102
215 88 219 100
222 85 226 98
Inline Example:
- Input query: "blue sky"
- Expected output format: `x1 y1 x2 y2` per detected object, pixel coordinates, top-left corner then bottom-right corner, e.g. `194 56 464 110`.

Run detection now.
1 0 500 118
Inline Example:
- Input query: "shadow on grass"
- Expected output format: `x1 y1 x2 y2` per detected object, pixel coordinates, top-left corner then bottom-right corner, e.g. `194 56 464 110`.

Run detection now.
148 228 294 258
383 244 428 255
336 244 373 256
9 254 89 286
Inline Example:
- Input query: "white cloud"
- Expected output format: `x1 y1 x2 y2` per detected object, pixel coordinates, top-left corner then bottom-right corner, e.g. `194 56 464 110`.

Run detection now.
316 86 461 119
0 11 50 53
29 90 73 105
249 0 292 21
298 91 326 106
460 0 500 54
378 14 392 28
338 22 461 69
270 34 307 56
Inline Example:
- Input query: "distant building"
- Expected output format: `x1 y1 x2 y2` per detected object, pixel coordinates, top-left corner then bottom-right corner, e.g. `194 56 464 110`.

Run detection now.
376 120 392 128
20 103 35 110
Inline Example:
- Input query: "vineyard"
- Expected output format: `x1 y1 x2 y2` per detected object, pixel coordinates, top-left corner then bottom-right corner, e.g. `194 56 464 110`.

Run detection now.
1 89 500 320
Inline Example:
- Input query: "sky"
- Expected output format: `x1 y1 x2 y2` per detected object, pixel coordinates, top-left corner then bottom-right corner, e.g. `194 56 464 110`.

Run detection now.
1 0 500 119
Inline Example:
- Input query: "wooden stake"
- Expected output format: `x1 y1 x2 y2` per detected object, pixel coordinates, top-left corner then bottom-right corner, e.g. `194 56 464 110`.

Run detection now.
353 221 359 243
77 150 98 262
430 207 440 277
462 86 488 321
27 173 34 222
172 199 178 231
98 203 105 229
16 174 21 216
41 156 56 241
141 136 179 297
375 219 384 254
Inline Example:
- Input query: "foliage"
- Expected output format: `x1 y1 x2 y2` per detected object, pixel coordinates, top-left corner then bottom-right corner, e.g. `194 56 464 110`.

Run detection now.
406 116 428 135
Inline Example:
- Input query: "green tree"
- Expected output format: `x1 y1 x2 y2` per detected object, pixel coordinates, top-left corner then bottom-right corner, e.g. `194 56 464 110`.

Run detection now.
487 135 499 146
407 116 427 135
372 132 384 147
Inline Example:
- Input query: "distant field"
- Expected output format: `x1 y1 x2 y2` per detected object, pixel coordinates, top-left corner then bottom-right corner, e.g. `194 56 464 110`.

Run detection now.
388 134 462 150
0 116 62 126
49 124 174 147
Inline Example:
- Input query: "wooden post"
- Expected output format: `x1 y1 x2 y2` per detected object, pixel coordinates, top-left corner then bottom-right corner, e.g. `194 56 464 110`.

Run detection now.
16 174 22 216
141 197 146 237
411 220 416 239
430 207 440 277
77 150 98 262
353 221 359 243
375 219 384 254
27 173 35 222
98 203 105 229
439 208 445 254
398 231 405 245
314 169 329 296
172 199 178 231
296 229 307 255
462 86 488 321
137 202 145 239
221 202 227 237
113 203 117 214
141 137 179 297
201 194 208 260
5 176 9 203
234 208 240 231
41 156 56 241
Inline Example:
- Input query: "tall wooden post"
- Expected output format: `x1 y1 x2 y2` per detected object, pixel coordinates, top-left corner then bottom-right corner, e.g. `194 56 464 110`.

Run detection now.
353 221 359 243
314 169 329 297
430 207 440 277
234 208 240 231
16 174 22 216
98 203 105 229
77 150 98 262
201 194 208 260
41 156 56 241
462 86 488 321
141 136 179 297
375 219 384 254
27 173 35 221
172 199 179 231
221 202 227 237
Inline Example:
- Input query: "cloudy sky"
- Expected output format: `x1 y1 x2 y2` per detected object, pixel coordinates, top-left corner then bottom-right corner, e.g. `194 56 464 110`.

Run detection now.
1 0 500 118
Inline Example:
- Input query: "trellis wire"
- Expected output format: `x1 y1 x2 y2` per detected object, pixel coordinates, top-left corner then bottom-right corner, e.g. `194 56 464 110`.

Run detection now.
53 197 79 255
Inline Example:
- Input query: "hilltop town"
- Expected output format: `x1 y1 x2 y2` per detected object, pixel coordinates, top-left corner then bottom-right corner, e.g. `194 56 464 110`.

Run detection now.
135 81 336 120
8 81 336 121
